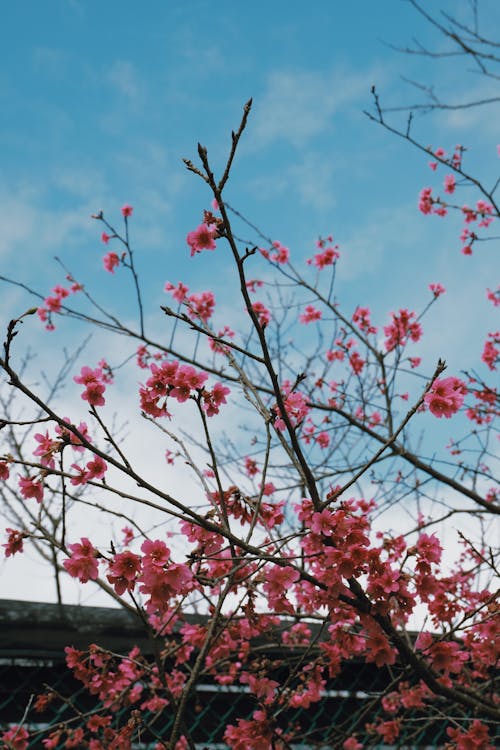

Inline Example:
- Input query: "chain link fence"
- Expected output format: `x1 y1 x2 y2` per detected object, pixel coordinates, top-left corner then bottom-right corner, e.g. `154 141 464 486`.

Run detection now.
0 600 495 749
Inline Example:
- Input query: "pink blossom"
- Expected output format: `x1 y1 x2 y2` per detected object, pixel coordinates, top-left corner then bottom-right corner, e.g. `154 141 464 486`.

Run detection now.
349 351 365 375
101 232 111 244
307 244 340 268
424 376 467 418
187 290 215 322
263 564 300 614
266 240 290 264
251 301 271 327
165 280 189 303
103 251 120 273
85 456 108 480
74 365 107 407
352 306 377 334
429 282 445 297
122 526 134 545
63 537 99 583
82 382 106 407
482 332 499 371
299 304 322 324
245 278 263 293
121 204 133 217
186 223 217 256
33 430 60 469
418 187 433 214
447 719 494 749
486 287 500 307
203 382 230 416
107 550 142 595
55 418 89 452
316 430 330 448
0 461 10 480
274 389 310 431
2 528 25 557
18 475 44 504
443 174 456 194
384 309 422 351
244 456 259 477
1 726 29 750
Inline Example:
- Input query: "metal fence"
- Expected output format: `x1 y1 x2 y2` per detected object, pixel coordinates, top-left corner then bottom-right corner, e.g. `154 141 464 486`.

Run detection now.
0 600 494 749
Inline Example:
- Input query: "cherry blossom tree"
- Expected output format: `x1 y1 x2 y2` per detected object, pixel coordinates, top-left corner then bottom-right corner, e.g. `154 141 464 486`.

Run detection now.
0 6 499 744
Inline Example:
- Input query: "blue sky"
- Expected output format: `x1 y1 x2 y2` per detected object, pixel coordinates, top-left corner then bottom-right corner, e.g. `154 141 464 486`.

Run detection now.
1 1 498 321
0 1 499 603
1 0 498 395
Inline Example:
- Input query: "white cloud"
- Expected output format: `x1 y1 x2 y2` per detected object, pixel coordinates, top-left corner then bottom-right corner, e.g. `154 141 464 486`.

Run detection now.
107 60 142 101
250 66 374 149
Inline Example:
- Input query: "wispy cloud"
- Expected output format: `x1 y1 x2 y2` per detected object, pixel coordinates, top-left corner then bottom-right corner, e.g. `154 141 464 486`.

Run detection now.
107 60 143 101
250 66 374 149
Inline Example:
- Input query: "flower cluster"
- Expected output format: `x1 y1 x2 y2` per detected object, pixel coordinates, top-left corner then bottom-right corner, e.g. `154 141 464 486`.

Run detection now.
139 357 229 418
74 364 112 407
186 222 217 256
307 236 340 269
383 309 422 352
424 376 467 418
260 240 290 264
37 279 82 331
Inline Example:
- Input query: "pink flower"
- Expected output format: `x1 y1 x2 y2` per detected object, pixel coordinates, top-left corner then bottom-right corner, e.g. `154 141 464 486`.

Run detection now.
251 301 271 327
74 365 107 407
63 537 99 583
187 290 215 322
424 376 467 418
165 281 189 303
121 204 133 217
186 223 217 256
2 528 26 557
203 382 230 416
103 251 120 273
101 232 111 243
19 475 44 504
33 431 60 469
307 244 340 268
299 304 322 324
352 306 377 334
447 719 494 749
418 187 433 214
107 550 142 595
0 461 10 480
384 309 422 352
482 332 499 371
349 351 365 375
486 287 500 307
316 431 330 448
443 174 456 194
265 240 290 264
2 726 29 750
429 282 445 297
85 455 108 480
82 382 106 407
343 739 362 750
